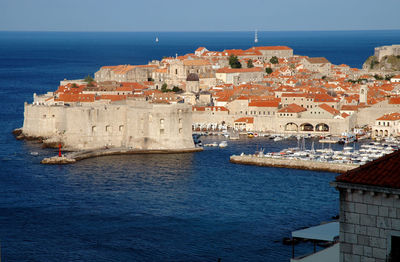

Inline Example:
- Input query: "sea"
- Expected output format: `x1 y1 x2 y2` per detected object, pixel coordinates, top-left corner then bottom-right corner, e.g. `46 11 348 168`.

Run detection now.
0 30 400 262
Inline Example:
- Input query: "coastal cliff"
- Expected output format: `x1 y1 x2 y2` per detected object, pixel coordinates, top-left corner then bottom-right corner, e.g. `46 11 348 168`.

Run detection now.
363 55 400 72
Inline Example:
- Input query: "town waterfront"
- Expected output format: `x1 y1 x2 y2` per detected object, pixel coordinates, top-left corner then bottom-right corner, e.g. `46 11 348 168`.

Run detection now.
1 30 400 261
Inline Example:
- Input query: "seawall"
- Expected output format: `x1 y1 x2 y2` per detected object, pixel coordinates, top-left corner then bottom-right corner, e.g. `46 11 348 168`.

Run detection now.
41 147 203 164
230 155 359 173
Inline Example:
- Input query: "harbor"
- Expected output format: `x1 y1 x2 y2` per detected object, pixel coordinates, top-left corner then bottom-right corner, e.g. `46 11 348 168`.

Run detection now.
229 137 400 173
230 154 359 173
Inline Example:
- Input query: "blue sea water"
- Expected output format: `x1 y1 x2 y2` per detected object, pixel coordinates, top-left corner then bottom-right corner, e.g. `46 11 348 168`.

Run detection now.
0 30 400 261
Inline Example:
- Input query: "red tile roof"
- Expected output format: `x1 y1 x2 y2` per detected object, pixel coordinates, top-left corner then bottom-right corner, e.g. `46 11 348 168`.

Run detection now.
377 112 400 121
389 97 400 104
248 100 279 107
336 150 400 189
278 103 307 113
234 117 254 123
319 103 340 115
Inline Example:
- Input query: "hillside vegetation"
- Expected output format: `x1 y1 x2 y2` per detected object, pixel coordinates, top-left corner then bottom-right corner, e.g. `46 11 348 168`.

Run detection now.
363 55 400 71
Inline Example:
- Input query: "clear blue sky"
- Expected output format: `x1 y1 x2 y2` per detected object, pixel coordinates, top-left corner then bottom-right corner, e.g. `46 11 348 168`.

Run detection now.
1 0 399 31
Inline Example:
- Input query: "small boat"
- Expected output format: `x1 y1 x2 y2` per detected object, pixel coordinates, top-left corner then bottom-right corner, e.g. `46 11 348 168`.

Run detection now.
155 37 159 43
248 132 254 138
274 136 283 142
219 141 228 148
30 152 39 156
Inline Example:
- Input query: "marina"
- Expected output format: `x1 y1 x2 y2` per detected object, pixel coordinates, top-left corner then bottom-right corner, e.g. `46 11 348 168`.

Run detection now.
229 137 400 173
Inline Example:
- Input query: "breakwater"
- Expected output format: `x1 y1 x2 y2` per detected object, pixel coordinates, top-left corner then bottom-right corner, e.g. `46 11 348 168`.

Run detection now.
41 147 203 164
230 155 359 173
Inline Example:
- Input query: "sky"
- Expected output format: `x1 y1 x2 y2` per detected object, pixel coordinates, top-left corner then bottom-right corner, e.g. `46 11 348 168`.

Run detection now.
1 0 400 32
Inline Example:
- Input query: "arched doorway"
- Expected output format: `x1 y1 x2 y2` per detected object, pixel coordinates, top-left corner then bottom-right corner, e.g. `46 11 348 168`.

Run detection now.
285 122 298 131
316 123 329 132
300 123 314 132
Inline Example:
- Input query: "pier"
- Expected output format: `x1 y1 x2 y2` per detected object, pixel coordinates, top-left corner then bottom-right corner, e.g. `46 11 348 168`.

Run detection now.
41 147 203 164
230 155 359 173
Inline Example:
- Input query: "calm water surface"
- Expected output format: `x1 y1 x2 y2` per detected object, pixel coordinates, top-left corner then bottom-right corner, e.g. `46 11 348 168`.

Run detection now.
1 30 399 261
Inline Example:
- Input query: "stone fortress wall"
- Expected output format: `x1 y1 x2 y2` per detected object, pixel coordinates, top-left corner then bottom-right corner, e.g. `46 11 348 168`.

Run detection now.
374 45 400 61
22 100 195 151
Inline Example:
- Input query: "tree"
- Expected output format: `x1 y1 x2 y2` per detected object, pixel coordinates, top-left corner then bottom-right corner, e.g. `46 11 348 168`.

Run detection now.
172 86 182 93
321 75 327 80
247 60 254 68
270 56 279 64
229 55 242 69
161 83 168 92
71 83 78 88
385 75 394 81
84 75 94 83
265 67 273 74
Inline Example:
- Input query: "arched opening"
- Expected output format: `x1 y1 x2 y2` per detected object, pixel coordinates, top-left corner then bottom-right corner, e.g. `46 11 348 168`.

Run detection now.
300 123 314 132
374 130 378 137
379 130 383 137
384 130 389 137
285 122 298 131
316 123 329 132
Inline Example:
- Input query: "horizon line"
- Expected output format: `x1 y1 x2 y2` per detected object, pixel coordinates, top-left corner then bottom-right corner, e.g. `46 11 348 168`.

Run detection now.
1 28 400 33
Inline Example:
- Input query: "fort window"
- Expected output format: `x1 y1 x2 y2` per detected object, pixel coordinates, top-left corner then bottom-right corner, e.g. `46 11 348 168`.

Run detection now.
179 118 183 124
106 125 111 132
119 125 124 132
160 129 165 135
43 114 46 118
92 126 96 133
179 128 183 134
390 235 400 261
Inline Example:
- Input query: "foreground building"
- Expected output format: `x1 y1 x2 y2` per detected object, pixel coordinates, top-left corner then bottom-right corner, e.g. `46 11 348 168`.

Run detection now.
332 150 400 262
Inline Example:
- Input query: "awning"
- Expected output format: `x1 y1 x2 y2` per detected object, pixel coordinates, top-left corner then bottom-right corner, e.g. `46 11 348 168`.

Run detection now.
292 222 339 242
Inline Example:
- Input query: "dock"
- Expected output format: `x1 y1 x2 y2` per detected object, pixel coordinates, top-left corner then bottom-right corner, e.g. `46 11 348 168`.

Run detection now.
41 147 203 164
230 155 359 173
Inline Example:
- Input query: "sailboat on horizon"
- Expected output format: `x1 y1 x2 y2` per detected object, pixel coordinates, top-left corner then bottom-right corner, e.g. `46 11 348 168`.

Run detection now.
155 36 159 43
254 29 258 44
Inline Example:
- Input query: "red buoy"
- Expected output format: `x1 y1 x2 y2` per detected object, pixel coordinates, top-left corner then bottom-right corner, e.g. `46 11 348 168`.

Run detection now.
58 143 62 157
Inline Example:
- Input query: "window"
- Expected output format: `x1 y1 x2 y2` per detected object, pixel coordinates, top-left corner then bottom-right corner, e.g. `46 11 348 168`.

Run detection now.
160 129 165 135
179 128 183 134
175 69 178 75
119 125 124 132
390 236 400 261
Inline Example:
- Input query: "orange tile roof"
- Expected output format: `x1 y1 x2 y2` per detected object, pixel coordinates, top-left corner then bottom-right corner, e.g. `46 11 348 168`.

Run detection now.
306 57 331 64
183 59 211 66
234 117 254 123
248 100 279 107
377 112 400 121
319 103 340 115
389 97 400 104
278 103 307 113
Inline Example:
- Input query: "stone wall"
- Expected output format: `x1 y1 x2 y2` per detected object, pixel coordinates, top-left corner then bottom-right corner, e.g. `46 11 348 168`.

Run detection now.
22 101 195 151
337 186 400 262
